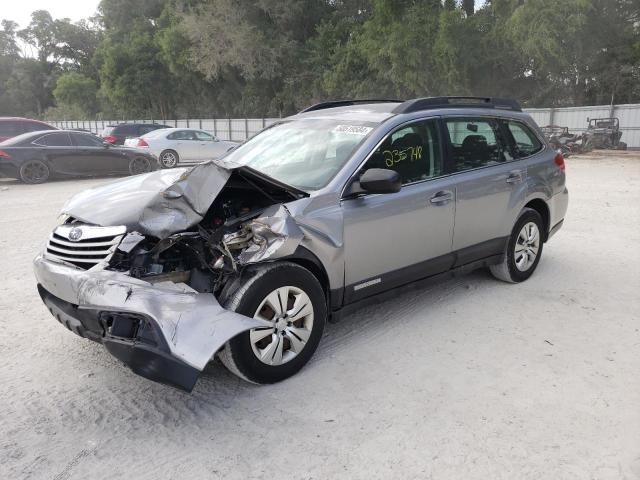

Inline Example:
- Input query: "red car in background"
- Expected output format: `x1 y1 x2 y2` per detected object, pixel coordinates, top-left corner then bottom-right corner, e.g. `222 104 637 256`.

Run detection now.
0 117 57 142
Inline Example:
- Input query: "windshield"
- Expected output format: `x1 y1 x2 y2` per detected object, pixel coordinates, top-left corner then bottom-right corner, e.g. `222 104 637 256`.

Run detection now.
221 119 377 190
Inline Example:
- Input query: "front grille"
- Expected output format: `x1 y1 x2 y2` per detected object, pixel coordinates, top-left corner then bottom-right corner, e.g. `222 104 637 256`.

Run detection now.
46 224 127 269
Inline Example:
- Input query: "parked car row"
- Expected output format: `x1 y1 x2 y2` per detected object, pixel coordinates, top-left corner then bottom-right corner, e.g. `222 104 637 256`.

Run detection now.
123 128 238 167
0 130 158 184
0 118 237 183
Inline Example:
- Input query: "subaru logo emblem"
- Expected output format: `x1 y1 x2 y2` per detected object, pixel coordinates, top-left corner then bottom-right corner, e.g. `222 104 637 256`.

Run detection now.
68 227 83 242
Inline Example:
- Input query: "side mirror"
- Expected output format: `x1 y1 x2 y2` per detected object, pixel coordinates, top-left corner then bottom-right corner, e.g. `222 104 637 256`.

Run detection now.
358 168 401 194
102 142 110 148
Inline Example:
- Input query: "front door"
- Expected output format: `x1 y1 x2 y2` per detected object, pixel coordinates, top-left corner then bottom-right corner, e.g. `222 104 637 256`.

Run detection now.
341 118 456 303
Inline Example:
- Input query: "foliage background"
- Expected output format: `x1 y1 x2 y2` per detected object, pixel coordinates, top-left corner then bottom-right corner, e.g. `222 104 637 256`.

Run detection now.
0 0 638 119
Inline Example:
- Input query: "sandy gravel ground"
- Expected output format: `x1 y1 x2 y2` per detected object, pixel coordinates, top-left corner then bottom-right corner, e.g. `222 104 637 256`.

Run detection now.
0 152 639 480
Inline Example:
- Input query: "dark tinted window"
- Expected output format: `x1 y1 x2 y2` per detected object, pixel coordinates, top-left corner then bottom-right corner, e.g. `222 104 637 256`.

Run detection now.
363 119 442 185
114 124 137 135
71 133 104 147
139 124 161 135
0 121 23 137
33 133 72 147
25 121 52 133
445 118 512 172
506 121 543 158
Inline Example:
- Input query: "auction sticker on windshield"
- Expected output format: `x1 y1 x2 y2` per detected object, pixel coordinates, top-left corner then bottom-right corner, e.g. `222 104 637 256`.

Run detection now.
332 125 373 135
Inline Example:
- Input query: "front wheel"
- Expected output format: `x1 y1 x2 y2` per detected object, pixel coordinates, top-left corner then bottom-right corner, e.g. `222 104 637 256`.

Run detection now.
219 262 326 384
490 208 544 283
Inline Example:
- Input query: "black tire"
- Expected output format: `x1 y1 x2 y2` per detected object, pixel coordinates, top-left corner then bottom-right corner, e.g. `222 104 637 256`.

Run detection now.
489 208 544 283
159 149 179 168
129 156 152 175
219 262 326 384
19 160 50 184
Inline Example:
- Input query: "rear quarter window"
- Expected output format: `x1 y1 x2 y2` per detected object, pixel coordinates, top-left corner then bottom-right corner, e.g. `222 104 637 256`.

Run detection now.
506 121 543 158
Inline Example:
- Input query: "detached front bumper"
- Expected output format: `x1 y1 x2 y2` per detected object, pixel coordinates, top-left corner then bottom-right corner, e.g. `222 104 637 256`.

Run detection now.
33 255 265 391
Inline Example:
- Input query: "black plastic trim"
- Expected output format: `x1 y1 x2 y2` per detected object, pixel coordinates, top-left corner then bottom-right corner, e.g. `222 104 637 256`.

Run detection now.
393 97 522 114
337 237 508 307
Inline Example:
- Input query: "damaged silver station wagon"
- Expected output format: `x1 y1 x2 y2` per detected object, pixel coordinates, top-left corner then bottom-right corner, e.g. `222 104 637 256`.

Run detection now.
34 97 569 391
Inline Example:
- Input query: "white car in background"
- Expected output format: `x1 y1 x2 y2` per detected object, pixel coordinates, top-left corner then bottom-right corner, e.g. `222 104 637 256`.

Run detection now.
125 128 238 168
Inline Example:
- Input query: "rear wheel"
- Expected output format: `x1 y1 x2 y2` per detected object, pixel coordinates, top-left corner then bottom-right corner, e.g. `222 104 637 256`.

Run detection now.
490 208 544 283
129 156 152 175
159 149 179 168
19 160 49 184
219 262 326 384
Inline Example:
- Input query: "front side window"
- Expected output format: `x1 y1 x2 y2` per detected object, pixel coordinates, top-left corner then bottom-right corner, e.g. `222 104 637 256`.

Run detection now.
506 121 543 158
361 118 442 184
194 131 215 141
33 133 72 147
446 118 512 172
220 119 376 191
71 133 104 147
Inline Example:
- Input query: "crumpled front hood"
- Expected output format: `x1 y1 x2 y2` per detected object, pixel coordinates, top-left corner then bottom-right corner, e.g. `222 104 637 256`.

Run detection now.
62 162 232 239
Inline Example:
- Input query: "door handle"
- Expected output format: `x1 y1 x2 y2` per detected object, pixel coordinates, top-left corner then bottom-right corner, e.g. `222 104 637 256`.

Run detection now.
430 191 453 205
506 171 523 184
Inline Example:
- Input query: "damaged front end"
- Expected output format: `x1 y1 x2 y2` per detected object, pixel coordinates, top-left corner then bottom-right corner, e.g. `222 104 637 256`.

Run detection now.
34 161 311 391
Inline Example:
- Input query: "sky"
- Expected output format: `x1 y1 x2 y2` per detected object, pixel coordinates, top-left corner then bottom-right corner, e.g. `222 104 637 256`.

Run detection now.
0 0 102 28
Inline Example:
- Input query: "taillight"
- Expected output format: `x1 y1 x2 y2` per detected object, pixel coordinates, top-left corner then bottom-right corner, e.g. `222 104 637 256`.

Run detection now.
137 138 149 147
554 151 565 171
0 150 10 158
103 135 117 144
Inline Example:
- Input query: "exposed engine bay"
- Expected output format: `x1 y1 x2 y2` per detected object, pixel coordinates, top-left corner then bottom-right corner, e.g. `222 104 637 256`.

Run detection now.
105 168 306 299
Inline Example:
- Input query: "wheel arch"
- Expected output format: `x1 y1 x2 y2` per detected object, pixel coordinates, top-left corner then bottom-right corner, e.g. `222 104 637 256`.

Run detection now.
523 198 550 241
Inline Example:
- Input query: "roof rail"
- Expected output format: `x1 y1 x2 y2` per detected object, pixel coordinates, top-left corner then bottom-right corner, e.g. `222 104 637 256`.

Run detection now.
299 99 403 114
393 96 522 114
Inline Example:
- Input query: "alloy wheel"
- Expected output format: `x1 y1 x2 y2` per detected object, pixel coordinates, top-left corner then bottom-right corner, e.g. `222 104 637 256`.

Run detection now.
514 221 540 271
250 286 314 366
160 152 177 168
21 161 48 183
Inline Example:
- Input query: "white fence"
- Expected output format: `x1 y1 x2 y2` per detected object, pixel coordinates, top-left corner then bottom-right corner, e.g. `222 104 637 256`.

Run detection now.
49 103 640 147
48 118 280 142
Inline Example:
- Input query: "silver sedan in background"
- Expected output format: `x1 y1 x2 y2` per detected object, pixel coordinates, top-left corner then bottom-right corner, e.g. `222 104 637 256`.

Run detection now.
125 127 238 168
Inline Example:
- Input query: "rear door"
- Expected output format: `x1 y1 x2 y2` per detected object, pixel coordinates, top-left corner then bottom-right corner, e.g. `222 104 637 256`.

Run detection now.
444 116 527 263
33 133 76 173
167 130 197 162
341 117 456 303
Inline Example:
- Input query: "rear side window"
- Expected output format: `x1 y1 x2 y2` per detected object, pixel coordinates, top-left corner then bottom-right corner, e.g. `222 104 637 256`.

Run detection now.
506 121 543 158
445 118 513 172
0 121 23 137
114 124 137 136
33 133 72 147
25 122 52 133
139 125 159 135
168 130 196 140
